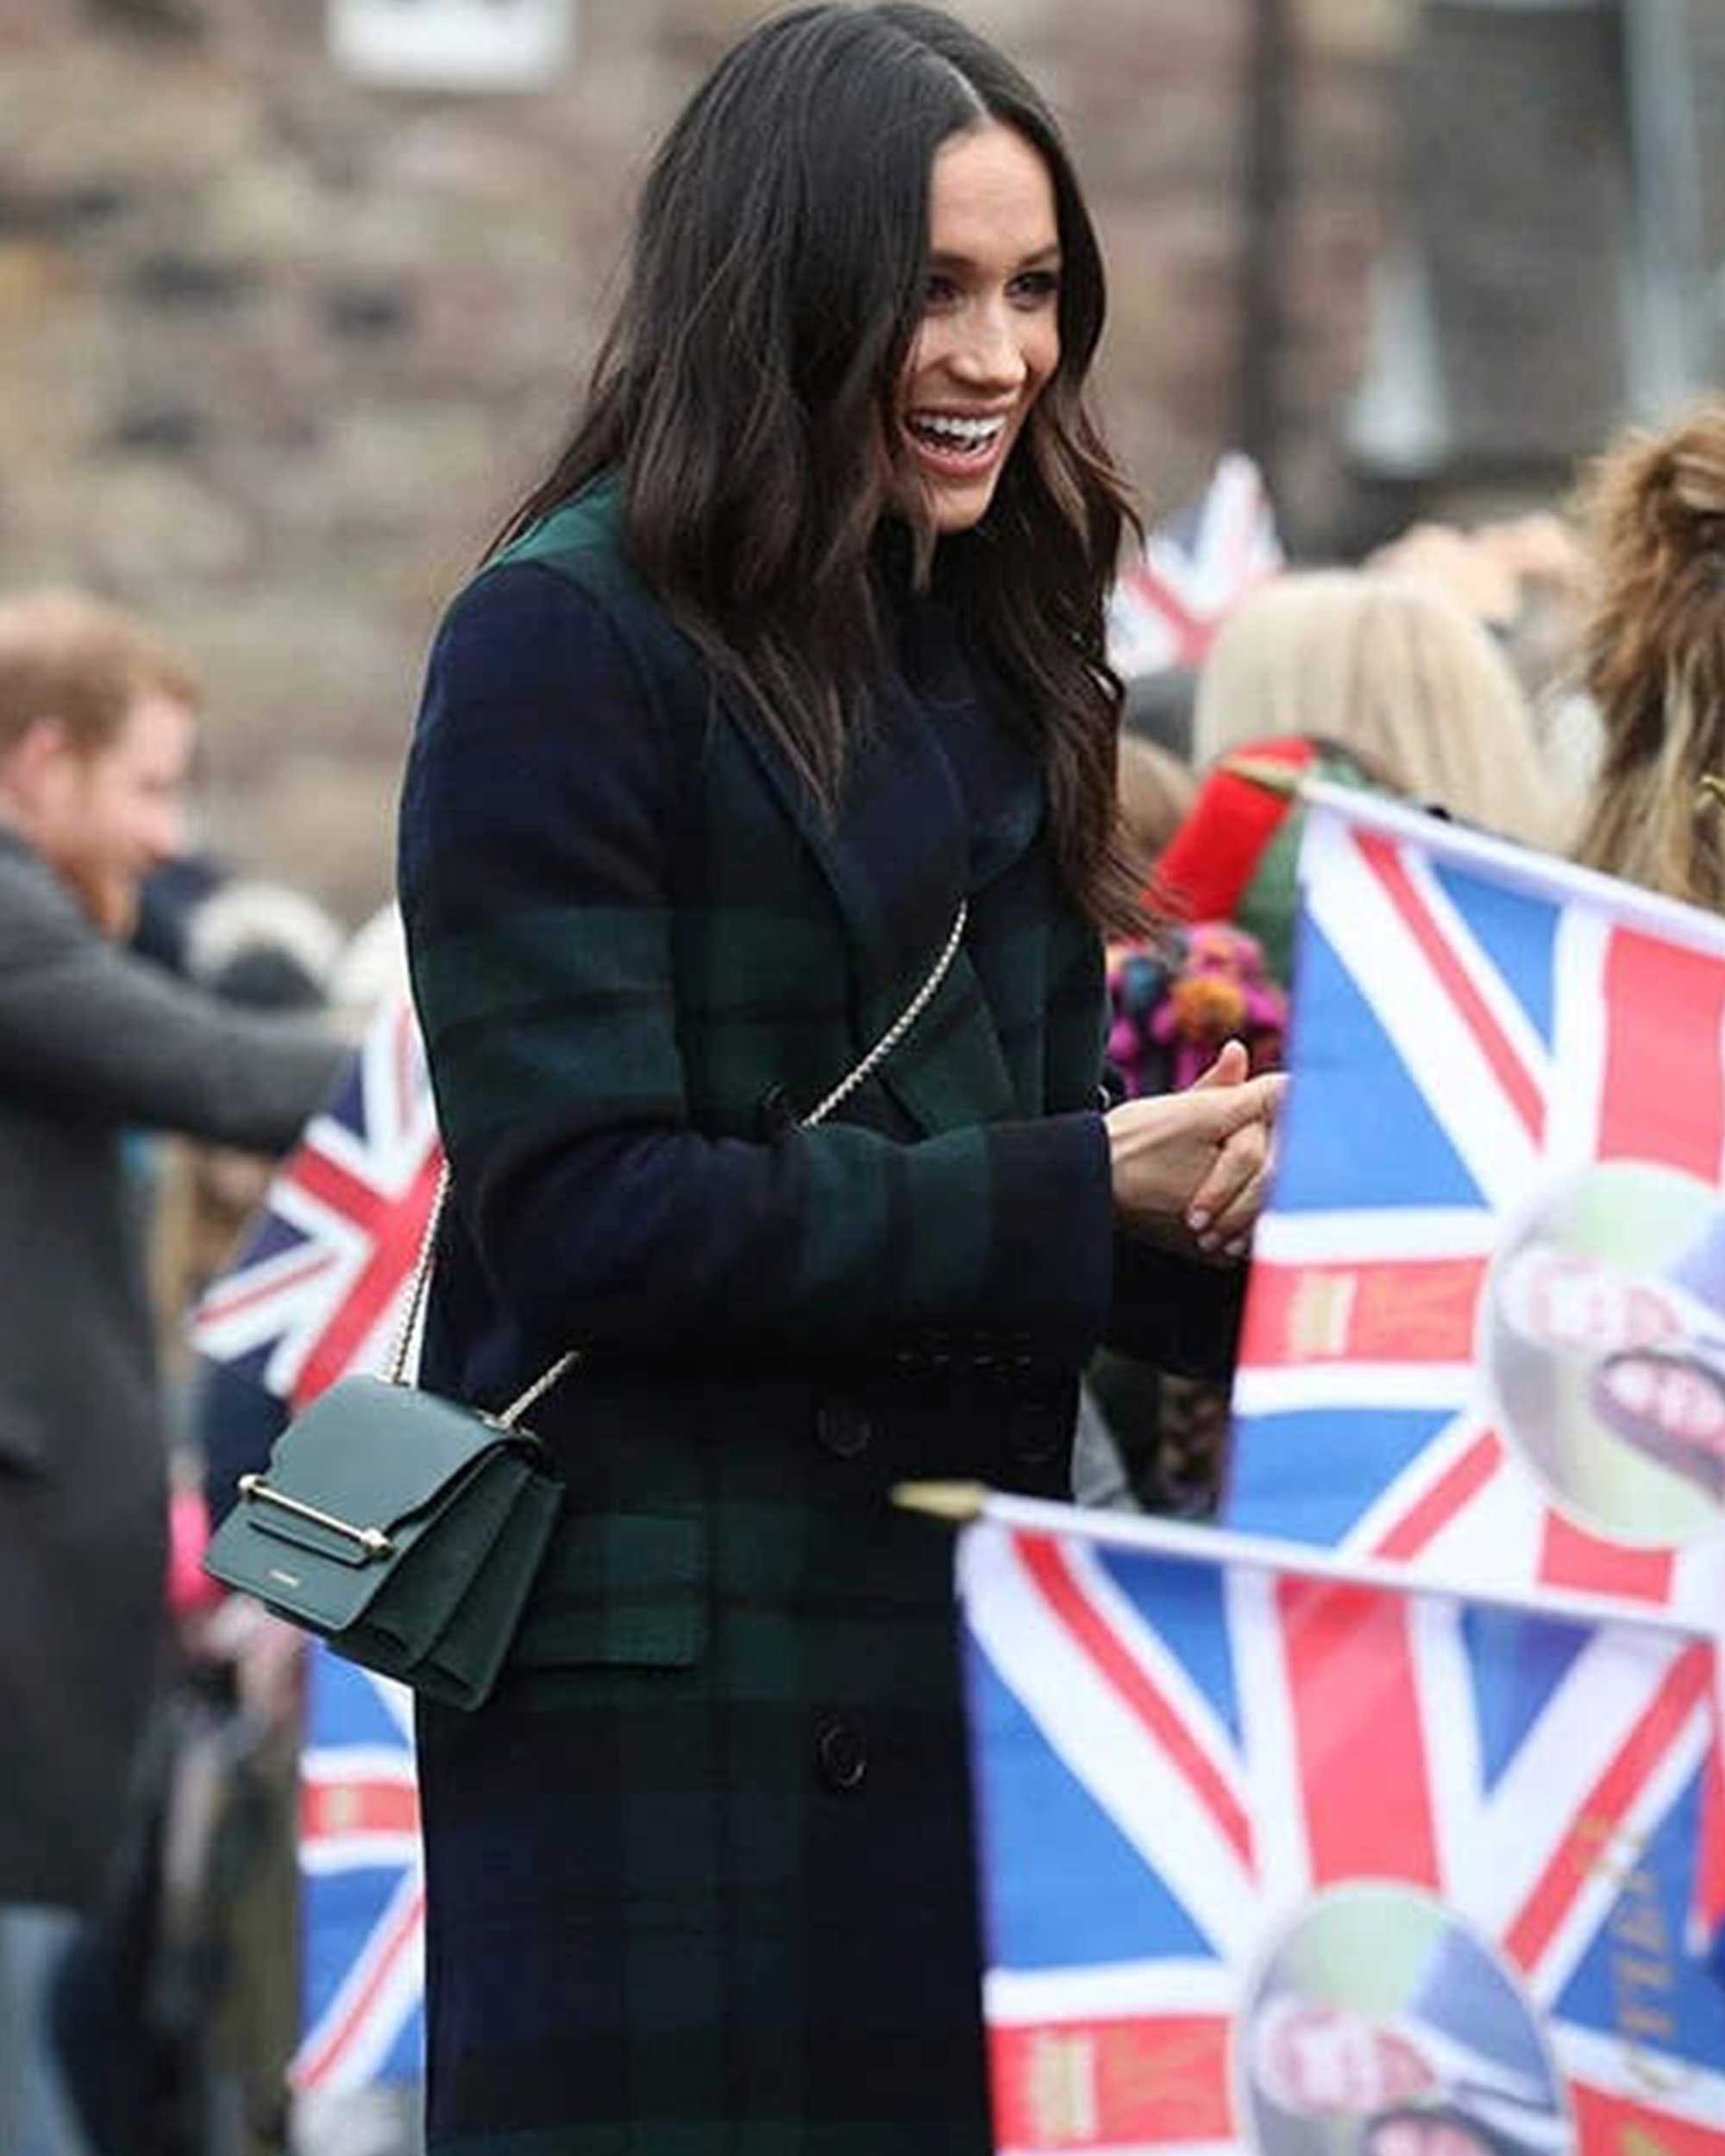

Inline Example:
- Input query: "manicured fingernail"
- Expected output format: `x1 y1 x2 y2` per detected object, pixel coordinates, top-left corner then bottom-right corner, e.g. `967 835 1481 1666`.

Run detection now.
1189 1211 1210 1234
1198 1231 1220 1252
1226 1238 1248 1259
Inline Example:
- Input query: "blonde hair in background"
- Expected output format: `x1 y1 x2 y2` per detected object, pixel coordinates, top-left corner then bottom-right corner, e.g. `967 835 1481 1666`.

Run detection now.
0 590 199 757
1571 402 1725 909
1115 732 1196 862
1190 570 1560 849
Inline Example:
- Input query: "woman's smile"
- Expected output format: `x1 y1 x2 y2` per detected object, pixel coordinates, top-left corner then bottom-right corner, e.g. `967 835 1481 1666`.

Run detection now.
903 405 1013 479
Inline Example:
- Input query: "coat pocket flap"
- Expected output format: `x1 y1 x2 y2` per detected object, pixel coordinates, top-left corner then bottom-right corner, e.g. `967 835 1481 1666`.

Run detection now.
512 1510 706 1670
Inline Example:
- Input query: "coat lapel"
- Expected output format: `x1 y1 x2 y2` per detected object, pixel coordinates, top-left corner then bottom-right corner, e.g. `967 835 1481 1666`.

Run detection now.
872 945 1019 1135
719 688 906 1018
721 678 1022 1138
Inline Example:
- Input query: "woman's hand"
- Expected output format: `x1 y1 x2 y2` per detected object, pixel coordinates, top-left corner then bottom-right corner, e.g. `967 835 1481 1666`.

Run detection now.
1105 1040 1284 1257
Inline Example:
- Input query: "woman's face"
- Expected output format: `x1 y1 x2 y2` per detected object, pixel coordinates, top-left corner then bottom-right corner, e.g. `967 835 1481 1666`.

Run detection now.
894 120 1063 535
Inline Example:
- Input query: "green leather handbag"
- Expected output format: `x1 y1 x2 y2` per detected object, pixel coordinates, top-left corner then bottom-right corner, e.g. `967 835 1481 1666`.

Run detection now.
204 900 967 1710
202 1175 572 1711
203 1357 566 1710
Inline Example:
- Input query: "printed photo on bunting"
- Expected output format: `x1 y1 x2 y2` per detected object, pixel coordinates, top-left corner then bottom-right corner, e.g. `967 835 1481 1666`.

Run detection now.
953 1494 1725 2156
1225 787 1725 1620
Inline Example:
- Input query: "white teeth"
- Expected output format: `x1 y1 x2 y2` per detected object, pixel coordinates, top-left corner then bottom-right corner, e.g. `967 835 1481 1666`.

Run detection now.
911 413 1006 447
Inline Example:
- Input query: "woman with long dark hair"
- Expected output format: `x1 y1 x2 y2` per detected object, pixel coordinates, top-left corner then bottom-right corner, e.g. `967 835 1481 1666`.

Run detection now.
398 6 1280 2147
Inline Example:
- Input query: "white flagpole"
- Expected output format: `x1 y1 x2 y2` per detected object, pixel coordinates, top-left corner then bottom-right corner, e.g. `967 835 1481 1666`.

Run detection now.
895 1482 1716 1644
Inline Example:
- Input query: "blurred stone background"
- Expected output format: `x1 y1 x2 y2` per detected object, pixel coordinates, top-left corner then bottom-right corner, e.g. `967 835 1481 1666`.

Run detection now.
0 0 1719 924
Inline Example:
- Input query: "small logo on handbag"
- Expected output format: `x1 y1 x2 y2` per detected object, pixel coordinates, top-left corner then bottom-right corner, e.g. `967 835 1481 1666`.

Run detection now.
268 1567 304 1588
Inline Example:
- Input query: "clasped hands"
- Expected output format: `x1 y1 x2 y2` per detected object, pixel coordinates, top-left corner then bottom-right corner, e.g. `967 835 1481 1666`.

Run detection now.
1105 1039 1285 1263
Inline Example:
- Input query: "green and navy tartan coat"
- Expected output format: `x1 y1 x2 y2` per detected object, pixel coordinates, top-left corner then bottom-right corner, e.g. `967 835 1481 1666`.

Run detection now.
398 479 1239 2155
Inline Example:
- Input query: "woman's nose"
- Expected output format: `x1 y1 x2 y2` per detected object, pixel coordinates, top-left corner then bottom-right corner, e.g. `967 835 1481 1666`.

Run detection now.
949 304 1026 390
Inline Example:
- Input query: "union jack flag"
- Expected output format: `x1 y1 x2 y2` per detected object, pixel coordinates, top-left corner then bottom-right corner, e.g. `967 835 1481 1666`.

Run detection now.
1226 788 1725 1623
189 992 442 1407
1107 451 1283 680
292 1651 425 2093
958 1496 1725 2156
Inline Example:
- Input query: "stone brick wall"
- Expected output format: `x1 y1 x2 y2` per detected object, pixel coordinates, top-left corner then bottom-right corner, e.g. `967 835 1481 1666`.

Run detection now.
0 0 1413 919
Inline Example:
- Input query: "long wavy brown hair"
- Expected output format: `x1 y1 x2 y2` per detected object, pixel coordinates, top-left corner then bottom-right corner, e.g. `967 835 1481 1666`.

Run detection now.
494 3 1142 931
1571 402 1725 907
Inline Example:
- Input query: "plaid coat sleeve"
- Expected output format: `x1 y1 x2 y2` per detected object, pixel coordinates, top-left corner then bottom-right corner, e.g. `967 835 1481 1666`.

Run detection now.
399 561 1117 1369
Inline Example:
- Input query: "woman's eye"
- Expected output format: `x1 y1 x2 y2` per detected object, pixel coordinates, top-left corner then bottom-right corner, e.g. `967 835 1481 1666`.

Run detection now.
1012 270 1061 305
922 273 959 309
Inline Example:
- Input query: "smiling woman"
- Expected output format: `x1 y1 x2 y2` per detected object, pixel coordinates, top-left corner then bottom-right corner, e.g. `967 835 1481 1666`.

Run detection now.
396 7 1281 2152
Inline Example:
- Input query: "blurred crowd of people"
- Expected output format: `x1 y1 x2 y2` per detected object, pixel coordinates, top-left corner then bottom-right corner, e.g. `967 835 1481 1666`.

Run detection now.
0 391 1721 2155
1085 405 1725 1512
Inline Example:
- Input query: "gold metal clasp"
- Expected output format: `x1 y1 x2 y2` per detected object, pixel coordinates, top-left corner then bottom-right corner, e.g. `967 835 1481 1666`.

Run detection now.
236 1473 395 1558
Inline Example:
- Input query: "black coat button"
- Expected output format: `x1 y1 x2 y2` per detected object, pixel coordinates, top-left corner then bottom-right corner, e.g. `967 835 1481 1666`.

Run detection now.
755 1083 797 1140
815 1398 871 1459
815 1717 868 1792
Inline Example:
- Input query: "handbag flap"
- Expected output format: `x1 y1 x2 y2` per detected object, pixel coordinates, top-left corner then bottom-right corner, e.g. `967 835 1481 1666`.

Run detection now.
256 1374 528 1554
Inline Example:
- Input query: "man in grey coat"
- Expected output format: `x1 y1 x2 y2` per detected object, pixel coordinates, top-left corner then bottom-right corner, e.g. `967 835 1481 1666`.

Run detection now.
0 592 343 2154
